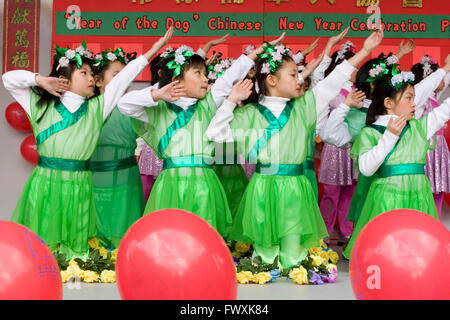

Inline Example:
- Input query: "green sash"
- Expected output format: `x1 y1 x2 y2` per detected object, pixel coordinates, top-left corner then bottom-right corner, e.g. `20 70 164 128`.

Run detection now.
163 156 213 170
89 156 137 172
247 100 293 163
38 156 90 171
256 163 304 176
347 122 424 224
35 99 88 149
157 101 198 158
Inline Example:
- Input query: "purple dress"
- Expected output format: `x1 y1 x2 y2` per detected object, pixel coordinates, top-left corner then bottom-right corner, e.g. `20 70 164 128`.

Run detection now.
318 90 358 186
139 144 163 177
422 97 450 194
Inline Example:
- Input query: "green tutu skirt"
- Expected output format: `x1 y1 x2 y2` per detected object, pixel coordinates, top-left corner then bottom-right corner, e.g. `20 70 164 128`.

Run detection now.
230 173 328 248
343 174 439 259
93 165 145 249
145 167 232 238
11 166 96 259
213 164 248 218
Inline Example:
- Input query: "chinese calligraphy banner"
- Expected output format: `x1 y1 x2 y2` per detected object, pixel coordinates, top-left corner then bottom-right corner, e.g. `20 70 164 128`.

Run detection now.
3 0 40 73
52 0 449 81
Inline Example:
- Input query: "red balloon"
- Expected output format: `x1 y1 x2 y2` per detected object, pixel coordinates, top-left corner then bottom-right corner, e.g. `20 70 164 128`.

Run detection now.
5 102 32 132
0 221 63 300
116 209 237 300
20 135 39 165
349 209 450 300
444 193 450 208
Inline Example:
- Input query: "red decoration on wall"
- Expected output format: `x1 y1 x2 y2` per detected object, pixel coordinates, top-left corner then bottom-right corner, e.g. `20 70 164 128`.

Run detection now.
3 0 40 73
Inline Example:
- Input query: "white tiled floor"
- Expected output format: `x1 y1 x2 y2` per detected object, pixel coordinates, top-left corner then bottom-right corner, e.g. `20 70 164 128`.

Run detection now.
63 204 450 300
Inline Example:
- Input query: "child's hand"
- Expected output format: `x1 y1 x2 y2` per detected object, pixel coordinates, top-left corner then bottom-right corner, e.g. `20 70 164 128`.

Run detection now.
387 114 408 136
36 75 70 98
328 27 350 47
302 38 320 56
206 51 221 67
151 27 174 52
344 89 366 109
396 39 415 59
303 53 324 74
443 54 450 73
207 34 229 47
227 79 254 104
362 29 384 55
151 80 187 102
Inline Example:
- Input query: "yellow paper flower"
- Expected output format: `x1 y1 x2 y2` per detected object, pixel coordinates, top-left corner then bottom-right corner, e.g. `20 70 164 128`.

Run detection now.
100 270 116 283
308 247 322 257
88 238 100 249
60 270 73 283
289 267 309 285
310 255 326 266
110 249 118 262
67 260 82 277
328 250 339 264
254 272 272 285
81 270 99 283
235 242 251 254
98 247 108 259
317 250 329 262
236 271 254 284
231 251 242 259
327 263 338 274
319 239 328 249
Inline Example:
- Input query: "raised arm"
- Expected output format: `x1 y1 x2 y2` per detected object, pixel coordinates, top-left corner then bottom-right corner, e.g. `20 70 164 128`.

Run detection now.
426 96 450 139
210 33 285 109
103 27 174 121
313 29 384 121
206 79 253 143
2 70 69 116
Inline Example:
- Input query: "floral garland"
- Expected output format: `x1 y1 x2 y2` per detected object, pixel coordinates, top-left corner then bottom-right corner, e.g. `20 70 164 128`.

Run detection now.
231 239 339 285
390 71 415 90
207 58 235 83
93 48 129 68
258 42 293 74
56 238 117 284
421 55 437 78
244 45 256 55
292 51 304 65
335 41 356 62
165 45 195 77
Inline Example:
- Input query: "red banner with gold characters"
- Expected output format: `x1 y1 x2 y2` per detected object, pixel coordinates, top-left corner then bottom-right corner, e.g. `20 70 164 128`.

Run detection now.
3 0 40 73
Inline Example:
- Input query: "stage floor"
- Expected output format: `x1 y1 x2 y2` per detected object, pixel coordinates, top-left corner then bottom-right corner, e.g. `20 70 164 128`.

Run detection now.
63 205 450 300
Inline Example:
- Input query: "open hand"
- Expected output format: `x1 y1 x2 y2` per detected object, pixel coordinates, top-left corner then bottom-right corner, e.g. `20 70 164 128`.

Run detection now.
344 89 366 109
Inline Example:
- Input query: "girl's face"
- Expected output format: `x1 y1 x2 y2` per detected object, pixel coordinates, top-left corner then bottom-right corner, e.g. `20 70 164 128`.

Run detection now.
95 61 125 94
386 84 416 120
69 63 95 97
266 60 302 99
177 65 209 99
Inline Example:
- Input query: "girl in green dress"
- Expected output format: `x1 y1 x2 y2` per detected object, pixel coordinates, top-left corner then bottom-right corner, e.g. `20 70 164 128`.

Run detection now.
118 35 286 239
89 49 145 250
342 69 450 259
2 29 174 259
206 30 384 271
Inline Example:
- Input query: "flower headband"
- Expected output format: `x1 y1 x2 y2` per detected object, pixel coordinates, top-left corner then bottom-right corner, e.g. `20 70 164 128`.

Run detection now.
207 58 234 83
258 42 292 74
54 39 91 71
93 48 128 68
165 45 195 77
421 55 437 78
244 45 255 55
366 55 400 83
390 71 415 90
335 41 356 63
